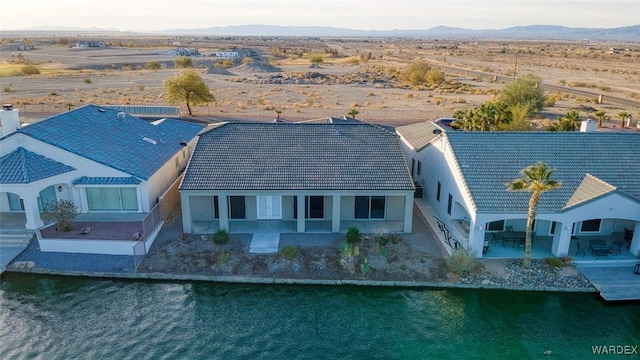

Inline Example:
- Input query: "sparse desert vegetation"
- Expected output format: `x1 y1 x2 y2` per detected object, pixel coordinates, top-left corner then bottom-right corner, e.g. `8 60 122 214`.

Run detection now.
0 34 638 128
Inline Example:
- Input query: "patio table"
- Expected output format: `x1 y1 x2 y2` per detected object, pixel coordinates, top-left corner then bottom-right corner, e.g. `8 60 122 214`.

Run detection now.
502 231 526 248
592 247 609 259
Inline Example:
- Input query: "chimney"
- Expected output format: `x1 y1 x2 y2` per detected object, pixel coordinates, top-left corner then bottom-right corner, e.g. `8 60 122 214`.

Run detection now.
117 112 126 122
580 119 596 133
0 104 20 136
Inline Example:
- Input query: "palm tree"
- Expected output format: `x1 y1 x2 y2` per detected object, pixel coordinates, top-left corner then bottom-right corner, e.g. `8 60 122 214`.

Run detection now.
506 162 561 268
452 108 480 131
347 107 359 119
593 110 606 128
617 111 631 128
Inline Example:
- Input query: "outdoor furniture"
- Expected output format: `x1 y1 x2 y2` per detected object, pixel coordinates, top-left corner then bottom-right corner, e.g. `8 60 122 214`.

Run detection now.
503 231 526 248
609 241 623 256
491 232 505 246
483 241 490 254
575 242 587 258
588 239 607 255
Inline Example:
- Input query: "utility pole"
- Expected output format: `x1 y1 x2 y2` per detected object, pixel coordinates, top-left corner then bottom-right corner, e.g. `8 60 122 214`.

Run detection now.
513 52 518 80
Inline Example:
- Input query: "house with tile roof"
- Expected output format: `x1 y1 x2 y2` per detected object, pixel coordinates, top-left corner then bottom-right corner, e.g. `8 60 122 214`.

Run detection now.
0 104 204 232
396 122 640 259
179 122 415 234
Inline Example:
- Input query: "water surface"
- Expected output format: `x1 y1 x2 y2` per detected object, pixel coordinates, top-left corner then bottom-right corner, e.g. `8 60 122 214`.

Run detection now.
1 274 638 359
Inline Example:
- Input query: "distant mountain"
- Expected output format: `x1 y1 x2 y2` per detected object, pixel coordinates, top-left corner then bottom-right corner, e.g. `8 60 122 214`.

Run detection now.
163 24 640 41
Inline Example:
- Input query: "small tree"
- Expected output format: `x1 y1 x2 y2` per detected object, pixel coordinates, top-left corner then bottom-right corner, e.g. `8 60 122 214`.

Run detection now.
42 200 78 232
499 74 546 113
163 69 214 116
174 56 193 68
310 55 324 67
617 111 631 128
241 57 254 64
593 110 606 128
347 107 359 119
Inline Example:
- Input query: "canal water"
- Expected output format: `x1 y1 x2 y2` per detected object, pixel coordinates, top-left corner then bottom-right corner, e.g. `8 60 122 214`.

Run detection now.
1 274 638 359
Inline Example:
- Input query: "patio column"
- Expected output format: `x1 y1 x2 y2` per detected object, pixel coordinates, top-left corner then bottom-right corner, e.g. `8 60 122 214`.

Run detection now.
630 222 640 258
296 195 305 232
218 195 229 231
551 222 572 257
181 194 192 233
403 194 413 233
332 195 341 232
23 192 44 230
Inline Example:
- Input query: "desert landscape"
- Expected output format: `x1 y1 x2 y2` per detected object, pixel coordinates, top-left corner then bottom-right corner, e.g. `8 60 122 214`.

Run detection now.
1 34 639 128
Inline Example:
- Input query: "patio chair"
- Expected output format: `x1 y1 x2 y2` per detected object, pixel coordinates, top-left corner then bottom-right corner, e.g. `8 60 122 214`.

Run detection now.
588 239 606 254
505 226 513 232
609 240 623 256
624 228 634 248
574 242 587 258
483 240 490 255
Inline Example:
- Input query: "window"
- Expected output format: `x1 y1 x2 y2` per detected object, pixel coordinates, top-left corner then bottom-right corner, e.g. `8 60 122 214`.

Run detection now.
436 182 441 202
447 194 452 215
175 156 180 168
580 219 601 232
550 221 556 235
487 220 504 231
411 159 415 176
417 160 422 176
293 196 324 219
86 187 138 211
354 196 385 219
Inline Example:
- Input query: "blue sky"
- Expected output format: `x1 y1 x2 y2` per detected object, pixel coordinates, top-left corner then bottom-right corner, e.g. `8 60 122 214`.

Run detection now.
2 0 638 31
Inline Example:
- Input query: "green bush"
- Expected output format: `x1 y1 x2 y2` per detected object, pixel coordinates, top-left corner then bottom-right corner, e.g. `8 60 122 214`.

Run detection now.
446 248 481 276
83 78 92 84
545 257 564 268
340 241 359 261
144 61 161 70
42 200 78 232
21 65 40 75
216 251 231 265
174 56 193 68
280 246 299 261
212 230 229 245
346 227 362 245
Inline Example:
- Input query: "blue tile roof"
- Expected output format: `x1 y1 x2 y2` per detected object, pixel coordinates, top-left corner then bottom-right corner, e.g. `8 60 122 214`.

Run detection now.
13 105 203 180
73 176 142 185
445 131 640 213
180 122 414 191
0 147 75 184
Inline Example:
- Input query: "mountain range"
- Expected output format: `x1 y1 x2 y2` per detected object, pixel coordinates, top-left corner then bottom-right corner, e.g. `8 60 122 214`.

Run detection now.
20 24 640 41
165 24 640 41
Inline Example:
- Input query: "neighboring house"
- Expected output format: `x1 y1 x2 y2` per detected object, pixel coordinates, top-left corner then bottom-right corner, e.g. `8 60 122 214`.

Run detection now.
0 104 204 231
179 122 415 234
215 51 240 58
396 122 640 258
74 41 105 48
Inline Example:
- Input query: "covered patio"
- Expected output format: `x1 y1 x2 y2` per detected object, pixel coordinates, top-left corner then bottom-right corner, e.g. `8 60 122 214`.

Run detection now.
191 219 404 234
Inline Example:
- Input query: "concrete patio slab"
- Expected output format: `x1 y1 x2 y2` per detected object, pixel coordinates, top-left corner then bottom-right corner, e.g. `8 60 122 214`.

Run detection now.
250 233 280 254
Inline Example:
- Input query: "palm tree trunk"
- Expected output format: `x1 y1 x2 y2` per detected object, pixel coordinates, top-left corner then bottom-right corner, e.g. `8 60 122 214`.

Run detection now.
524 192 540 268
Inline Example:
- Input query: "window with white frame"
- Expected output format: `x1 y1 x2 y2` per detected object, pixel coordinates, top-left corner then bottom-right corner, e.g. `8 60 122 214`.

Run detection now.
580 219 601 232
86 187 138 211
354 196 385 219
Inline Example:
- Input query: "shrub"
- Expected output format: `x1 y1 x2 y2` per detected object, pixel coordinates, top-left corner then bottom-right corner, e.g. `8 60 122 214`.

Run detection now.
346 227 362 245
446 248 481 276
3 86 11 93
545 257 564 268
339 241 360 266
21 65 40 75
83 78 92 84
241 57 254 64
174 56 193 68
42 200 78 232
216 251 231 265
144 61 161 70
280 246 299 261
212 230 229 245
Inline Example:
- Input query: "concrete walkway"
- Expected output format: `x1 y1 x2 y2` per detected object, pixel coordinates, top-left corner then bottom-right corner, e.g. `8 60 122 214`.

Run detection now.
250 233 280 254
577 264 640 301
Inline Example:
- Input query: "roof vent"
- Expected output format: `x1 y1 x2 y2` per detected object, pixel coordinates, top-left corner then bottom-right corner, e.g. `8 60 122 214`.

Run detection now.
98 108 106 113
143 137 157 145
3 104 13 111
117 112 126 121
